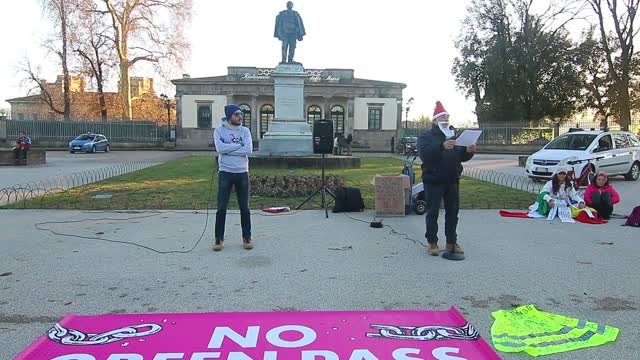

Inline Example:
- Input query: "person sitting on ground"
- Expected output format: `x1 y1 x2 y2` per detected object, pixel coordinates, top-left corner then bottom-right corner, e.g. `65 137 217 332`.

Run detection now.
584 171 619 220
534 166 585 216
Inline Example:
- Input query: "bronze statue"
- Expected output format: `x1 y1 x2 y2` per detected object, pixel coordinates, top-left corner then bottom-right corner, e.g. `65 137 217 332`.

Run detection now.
274 1 306 63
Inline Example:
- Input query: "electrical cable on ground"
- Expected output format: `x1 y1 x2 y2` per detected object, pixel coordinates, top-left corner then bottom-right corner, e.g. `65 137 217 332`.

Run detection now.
33 160 305 254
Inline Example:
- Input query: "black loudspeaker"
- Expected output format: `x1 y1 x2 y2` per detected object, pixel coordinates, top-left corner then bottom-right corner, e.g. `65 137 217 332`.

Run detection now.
313 119 333 154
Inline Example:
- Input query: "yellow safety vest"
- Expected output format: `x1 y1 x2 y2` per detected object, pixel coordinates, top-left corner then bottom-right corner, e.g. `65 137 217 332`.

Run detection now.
491 305 619 357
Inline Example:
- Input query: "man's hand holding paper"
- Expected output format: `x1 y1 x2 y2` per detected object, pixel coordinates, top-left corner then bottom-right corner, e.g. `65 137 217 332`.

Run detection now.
455 129 483 147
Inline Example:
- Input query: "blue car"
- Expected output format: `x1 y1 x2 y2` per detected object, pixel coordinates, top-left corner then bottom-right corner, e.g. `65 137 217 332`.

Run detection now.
68 133 110 153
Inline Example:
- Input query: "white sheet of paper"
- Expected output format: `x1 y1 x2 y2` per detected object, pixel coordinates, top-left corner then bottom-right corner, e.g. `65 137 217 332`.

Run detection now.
455 130 483 146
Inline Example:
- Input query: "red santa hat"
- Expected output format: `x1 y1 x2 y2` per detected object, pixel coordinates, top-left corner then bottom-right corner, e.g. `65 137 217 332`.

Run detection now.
433 101 449 120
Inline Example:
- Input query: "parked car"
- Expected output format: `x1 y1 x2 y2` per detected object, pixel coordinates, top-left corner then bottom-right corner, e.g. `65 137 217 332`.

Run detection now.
398 136 418 155
68 133 110 153
525 130 640 182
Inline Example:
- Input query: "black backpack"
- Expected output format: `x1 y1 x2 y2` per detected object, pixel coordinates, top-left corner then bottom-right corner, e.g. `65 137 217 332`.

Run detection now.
625 206 640 227
332 187 365 213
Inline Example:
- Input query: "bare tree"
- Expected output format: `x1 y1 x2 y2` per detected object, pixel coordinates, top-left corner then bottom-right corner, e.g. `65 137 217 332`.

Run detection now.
75 1 114 121
99 0 192 120
39 0 76 120
587 0 640 131
20 59 66 117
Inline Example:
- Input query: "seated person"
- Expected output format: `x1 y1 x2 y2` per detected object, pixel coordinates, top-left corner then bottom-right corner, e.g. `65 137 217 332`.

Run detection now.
534 166 585 215
597 139 610 151
13 131 31 165
584 171 620 220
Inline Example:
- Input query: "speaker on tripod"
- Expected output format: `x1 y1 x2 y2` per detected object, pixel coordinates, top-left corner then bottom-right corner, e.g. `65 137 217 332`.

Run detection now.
313 119 334 154
297 119 336 218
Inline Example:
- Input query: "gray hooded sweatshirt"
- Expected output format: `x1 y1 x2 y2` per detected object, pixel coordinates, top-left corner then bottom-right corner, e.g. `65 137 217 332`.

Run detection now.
213 118 253 173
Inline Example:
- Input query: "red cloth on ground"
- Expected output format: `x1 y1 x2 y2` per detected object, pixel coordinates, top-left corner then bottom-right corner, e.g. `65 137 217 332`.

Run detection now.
499 210 532 218
262 207 290 213
574 211 608 224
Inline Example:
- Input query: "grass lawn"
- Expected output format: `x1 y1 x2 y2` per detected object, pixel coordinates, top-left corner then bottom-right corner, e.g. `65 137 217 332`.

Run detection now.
5 156 535 210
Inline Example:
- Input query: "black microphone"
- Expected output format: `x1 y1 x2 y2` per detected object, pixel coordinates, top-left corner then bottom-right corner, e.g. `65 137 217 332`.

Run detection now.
448 125 457 140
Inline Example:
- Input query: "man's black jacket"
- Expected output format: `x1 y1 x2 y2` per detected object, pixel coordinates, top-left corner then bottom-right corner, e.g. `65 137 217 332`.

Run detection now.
417 124 474 184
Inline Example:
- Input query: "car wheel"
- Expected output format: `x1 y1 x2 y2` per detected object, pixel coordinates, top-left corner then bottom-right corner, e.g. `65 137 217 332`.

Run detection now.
414 200 427 215
625 161 640 181
91 145 96 153
105 145 110 153
69 150 75 153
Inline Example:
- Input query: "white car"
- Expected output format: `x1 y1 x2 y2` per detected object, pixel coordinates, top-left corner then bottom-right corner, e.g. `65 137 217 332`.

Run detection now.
525 130 640 183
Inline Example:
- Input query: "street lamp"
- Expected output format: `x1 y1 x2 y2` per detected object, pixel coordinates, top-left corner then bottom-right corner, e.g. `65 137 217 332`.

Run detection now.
160 93 174 141
405 97 414 133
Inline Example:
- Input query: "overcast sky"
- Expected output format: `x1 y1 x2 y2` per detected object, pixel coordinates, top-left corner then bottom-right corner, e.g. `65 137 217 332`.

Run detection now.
0 0 591 125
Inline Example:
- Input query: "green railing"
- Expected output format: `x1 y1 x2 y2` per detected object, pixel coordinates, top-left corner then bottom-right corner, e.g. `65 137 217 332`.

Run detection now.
1 119 170 142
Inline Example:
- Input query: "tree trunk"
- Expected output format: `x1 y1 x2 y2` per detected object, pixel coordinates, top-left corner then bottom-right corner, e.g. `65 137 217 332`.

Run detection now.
60 0 71 121
119 60 132 120
98 86 107 122
619 78 631 131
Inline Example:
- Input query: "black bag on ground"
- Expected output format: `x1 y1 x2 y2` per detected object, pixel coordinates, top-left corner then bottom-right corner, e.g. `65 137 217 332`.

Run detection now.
624 206 640 227
332 187 365 213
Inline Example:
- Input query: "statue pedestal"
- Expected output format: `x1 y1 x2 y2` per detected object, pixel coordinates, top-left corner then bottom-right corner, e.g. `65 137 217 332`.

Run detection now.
258 63 313 156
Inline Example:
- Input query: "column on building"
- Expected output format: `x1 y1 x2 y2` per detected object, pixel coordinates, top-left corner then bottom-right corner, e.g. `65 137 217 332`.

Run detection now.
347 98 355 137
175 91 183 140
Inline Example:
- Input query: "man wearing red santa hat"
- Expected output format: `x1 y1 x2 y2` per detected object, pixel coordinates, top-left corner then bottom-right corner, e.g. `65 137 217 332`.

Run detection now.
417 101 477 257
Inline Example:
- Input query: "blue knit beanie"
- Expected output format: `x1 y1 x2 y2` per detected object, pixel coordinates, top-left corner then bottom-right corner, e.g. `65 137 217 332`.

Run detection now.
224 104 242 120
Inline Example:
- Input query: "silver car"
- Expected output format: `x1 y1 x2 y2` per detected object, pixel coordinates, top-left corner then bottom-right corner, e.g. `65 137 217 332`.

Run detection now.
525 130 640 182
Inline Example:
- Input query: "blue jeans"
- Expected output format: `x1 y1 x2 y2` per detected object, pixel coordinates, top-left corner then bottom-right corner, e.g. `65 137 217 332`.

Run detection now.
215 171 251 240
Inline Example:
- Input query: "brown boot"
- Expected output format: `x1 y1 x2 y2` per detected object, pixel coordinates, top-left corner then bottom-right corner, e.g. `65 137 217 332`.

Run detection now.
446 243 464 254
427 243 439 256
212 239 224 251
243 237 254 250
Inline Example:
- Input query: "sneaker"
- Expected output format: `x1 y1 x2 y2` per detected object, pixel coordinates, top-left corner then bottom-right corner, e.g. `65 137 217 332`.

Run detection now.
243 237 254 250
212 239 224 252
427 243 439 256
445 243 464 254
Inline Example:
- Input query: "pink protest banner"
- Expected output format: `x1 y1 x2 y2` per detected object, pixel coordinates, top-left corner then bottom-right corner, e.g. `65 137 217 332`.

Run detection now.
15 308 500 359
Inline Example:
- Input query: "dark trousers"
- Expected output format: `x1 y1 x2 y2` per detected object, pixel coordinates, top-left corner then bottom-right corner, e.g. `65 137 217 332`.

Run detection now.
591 191 613 220
13 148 28 160
215 171 251 240
424 182 460 244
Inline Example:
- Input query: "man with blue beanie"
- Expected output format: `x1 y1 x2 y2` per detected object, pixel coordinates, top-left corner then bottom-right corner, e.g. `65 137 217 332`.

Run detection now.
213 104 254 251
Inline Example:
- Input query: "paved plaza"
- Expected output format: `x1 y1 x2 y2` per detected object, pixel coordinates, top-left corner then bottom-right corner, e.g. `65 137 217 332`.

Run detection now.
1 152 638 359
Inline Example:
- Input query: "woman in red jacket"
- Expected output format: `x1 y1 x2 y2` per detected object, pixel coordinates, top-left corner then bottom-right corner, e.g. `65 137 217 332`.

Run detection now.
584 171 620 220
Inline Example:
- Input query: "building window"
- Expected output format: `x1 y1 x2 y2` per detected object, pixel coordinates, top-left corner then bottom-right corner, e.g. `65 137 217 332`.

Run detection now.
307 105 322 125
368 107 382 130
197 104 212 128
331 105 345 134
239 104 251 129
17 113 25 120
260 104 274 138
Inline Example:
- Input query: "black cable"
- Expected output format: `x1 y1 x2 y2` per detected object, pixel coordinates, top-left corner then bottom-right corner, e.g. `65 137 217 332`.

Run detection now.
341 213 428 248
33 159 306 254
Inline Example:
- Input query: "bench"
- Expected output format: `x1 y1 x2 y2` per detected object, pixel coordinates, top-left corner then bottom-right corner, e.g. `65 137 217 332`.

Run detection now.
0 149 47 166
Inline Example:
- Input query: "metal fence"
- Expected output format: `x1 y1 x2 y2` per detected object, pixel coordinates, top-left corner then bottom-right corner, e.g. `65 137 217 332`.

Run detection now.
1 119 169 142
399 117 640 145
400 124 555 145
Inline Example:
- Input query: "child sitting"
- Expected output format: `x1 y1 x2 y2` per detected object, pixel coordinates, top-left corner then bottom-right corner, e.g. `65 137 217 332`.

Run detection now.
584 171 620 220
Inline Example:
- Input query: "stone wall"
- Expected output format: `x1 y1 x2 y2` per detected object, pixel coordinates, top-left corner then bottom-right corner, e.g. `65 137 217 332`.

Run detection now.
353 129 396 152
